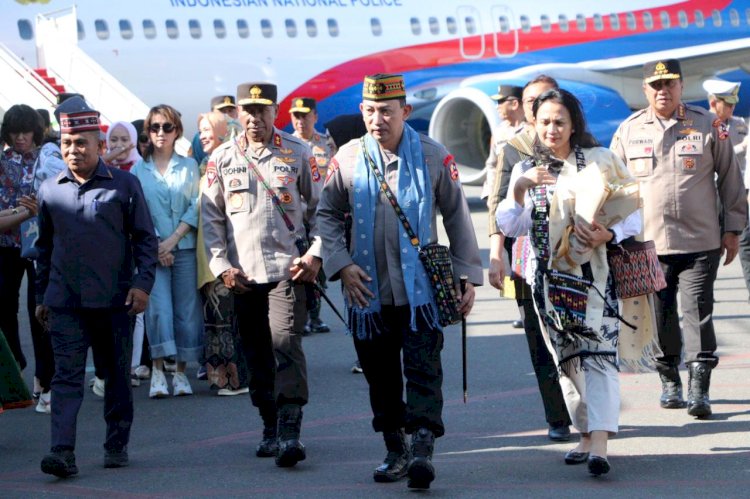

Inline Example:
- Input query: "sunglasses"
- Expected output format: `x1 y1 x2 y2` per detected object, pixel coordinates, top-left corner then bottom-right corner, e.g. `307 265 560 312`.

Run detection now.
138 133 149 144
148 123 176 134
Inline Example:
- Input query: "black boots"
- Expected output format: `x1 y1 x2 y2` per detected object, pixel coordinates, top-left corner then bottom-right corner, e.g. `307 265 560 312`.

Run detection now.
687 362 712 418
407 428 435 489
41 448 78 478
373 429 410 483
658 365 686 409
256 404 279 458
275 404 306 467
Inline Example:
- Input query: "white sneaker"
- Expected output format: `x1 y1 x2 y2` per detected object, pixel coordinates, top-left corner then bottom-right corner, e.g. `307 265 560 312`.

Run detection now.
149 368 169 398
217 387 249 396
134 365 151 379
172 372 193 396
35 392 51 414
91 377 105 397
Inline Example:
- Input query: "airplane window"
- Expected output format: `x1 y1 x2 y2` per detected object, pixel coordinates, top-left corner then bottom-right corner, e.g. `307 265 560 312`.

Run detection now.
677 11 688 28
410 17 421 35
729 8 739 27
609 13 621 30
17 19 33 41
285 19 297 38
464 16 476 35
166 19 179 39
498 16 510 34
519 15 530 33
429 16 439 35
214 19 226 39
305 19 317 37
143 20 156 39
694 10 705 28
95 19 109 40
593 14 603 31
327 18 339 37
237 19 249 38
660 11 670 28
370 18 382 36
576 14 586 32
540 15 551 33
712 9 722 27
558 15 569 33
189 19 201 39
643 12 654 30
261 19 273 38
626 12 636 30
119 20 133 40
446 16 457 34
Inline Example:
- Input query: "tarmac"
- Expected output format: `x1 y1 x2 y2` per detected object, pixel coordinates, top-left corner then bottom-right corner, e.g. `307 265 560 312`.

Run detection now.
1 184 749 498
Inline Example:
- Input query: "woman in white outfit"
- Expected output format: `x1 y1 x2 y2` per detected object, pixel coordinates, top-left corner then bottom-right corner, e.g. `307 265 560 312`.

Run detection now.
496 88 641 476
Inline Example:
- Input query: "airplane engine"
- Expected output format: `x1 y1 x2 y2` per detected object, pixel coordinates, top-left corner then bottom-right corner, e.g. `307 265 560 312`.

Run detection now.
428 78 633 186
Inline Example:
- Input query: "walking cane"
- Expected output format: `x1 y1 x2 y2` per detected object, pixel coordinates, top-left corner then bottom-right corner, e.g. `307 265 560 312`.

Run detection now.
460 276 468 404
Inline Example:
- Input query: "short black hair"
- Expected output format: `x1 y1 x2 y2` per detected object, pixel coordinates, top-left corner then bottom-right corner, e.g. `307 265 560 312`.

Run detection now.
1 104 44 147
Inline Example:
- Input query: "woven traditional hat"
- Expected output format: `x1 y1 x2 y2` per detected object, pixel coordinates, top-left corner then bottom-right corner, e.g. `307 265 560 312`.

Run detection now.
362 74 406 101
56 96 100 134
236 83 277 106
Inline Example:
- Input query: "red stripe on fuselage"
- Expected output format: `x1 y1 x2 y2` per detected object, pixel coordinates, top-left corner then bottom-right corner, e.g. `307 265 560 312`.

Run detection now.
276 0 732 127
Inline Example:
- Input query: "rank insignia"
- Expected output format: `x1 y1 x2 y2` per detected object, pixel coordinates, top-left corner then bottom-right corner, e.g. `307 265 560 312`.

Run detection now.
274 133 282 147
277 175 294 186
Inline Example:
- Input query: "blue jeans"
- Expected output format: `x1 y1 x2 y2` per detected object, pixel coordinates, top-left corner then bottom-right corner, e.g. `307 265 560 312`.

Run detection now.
145 249 203 362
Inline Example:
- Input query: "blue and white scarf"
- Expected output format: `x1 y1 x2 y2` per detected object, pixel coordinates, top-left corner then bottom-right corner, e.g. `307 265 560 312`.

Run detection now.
349 125 439 339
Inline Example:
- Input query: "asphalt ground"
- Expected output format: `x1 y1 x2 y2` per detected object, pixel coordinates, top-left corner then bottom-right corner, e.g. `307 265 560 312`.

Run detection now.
1 184 749 498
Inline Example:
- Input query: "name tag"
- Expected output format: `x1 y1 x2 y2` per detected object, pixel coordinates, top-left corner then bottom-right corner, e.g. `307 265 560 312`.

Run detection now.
626 137 653 158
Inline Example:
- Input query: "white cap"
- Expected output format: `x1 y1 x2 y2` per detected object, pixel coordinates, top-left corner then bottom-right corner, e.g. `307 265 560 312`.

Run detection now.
703 79 740 104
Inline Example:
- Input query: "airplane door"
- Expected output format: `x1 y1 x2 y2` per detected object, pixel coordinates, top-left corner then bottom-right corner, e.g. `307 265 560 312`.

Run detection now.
35 6 78 67
457 5 484 59
491 5 518 57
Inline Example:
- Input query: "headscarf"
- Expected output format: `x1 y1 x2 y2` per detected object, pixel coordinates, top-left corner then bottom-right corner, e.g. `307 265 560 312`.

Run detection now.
106 121 141 169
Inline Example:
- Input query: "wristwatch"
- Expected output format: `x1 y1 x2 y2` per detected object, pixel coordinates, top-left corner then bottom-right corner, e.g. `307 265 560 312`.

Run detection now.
11 207 19 215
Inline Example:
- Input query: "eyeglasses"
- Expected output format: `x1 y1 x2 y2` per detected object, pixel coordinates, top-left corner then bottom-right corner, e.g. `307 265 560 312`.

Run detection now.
148 123 176 134
648 79 679 91
138 133 149 144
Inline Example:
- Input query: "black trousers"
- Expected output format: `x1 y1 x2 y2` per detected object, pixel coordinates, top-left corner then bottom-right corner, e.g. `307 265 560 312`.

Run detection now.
0 247 54 388
654 250 721 369
234 280 308 409
48 307 133 451
516 280 571 427
353 305 445 438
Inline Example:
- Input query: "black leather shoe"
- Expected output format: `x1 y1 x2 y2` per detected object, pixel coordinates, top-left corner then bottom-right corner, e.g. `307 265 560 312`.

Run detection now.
407 428 435 489
687 362 712 418
588 455 610 476
512 319 524 329
256 437 279 457
104 448 129 468
374 430 410 482
564 450 589 465
41 449 78 478
275 439 306 467
659 366 686 408
548 424 571 441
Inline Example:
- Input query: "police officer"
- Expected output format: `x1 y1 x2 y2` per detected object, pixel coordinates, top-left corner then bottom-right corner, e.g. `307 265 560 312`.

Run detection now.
289 96 337 335
481 84 525 202
317 74 483 489
201 82 323 468
34 96 157 477
703 80 750 298
485 75 572 441
611 59 747 418
211 94 239 120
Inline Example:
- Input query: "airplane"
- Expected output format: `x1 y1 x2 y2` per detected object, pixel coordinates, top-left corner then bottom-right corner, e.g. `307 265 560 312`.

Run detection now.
2 0 750 185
